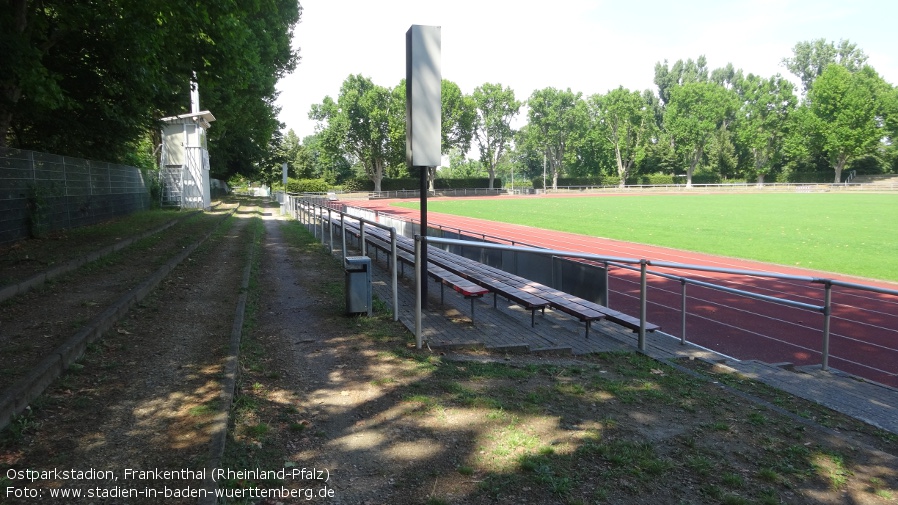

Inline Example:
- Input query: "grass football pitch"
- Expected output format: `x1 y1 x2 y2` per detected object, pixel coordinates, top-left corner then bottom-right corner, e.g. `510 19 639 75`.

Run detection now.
394 193 898 282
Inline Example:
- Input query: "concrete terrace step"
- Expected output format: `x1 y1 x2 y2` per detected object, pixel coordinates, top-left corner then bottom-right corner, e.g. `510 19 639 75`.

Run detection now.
723 360 898 435
853 174 898 186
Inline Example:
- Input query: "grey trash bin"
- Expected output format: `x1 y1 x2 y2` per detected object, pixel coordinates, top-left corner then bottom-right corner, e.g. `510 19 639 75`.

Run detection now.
344 256 372 315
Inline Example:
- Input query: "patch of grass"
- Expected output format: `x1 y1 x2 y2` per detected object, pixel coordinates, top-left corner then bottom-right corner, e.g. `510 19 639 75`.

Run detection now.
403 394 441 413
289 421 309 432
188 402 218 417
593 439 672 480
0 411 40 446
747 411 768 425
457 465 474 476
812 451 851 490
757 467 781 483
722 472 744 488
245 422 270 438
686 455 713 476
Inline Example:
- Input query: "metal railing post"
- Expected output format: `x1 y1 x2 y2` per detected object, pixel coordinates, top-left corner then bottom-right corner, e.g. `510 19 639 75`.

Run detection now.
415 235 423 348
340 214 346 259
328 208 334 254
639 260 647 351
360 221 367 256
680 278 687 345
391 228 398 321
603 261 610 307
822 281 833 370
319 206 325 245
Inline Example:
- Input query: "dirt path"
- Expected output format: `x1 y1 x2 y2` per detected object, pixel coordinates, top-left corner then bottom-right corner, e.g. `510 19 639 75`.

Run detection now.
227 210 475 503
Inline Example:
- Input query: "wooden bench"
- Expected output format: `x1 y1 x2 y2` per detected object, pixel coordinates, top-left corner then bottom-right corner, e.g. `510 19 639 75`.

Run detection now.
334 217 656 335
342 223 489 322
412 246 549 327
426 246 659 336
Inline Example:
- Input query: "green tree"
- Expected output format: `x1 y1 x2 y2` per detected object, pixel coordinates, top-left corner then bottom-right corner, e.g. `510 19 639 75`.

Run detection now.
654 56 709 105
1 0 300 181
526 87 587 189
664 82 739 187
806 64 890 183
734 74 797 184
441 80 476 154
310 74 401 192
443 148 485 178
783 38 868 94
472 83 521 189
587 87 655 187
297 133 352 183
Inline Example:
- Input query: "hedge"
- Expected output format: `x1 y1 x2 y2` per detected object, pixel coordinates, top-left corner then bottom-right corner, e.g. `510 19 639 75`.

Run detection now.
286 178 329 193
344 177 503 192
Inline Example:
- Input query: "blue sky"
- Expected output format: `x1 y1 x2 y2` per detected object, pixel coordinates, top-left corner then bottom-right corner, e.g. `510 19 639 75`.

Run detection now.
274 0 898 139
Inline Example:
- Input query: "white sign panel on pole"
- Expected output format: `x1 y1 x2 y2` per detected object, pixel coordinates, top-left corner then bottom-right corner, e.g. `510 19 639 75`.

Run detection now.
405 25 441 168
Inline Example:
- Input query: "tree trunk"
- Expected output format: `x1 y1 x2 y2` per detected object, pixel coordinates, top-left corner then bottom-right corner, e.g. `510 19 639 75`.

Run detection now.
615 146 626 188
686 145 704 188
372 159 384 192
757 173 765 186
834 155 847 184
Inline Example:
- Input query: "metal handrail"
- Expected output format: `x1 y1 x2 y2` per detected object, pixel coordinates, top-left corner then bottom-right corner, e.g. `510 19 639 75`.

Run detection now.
417 237 834 356
297 196 898 373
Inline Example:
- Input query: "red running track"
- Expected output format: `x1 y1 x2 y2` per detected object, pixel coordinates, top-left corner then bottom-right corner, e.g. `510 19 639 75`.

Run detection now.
348 196 898 388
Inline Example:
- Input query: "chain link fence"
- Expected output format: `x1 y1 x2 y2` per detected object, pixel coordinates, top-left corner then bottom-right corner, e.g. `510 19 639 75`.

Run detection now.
0 148 152 244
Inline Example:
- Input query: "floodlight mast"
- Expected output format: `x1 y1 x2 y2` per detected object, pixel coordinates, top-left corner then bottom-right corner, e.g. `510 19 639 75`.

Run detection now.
406 24 441 311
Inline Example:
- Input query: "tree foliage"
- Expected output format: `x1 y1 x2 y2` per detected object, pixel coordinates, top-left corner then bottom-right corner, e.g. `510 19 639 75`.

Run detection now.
783 38 868 94
310 74 401 192
472 83 520 189
734 74 797 183
806 64 890 182
587 87 655 187
1 0 301 181
664 82 739 186
301 39 895 190
526 87 587 189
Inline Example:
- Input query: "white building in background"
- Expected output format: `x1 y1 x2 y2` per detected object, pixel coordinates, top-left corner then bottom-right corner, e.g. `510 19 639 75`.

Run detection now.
159 81 215 209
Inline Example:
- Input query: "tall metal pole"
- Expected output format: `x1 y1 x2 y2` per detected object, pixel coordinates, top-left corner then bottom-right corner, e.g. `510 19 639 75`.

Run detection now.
391 228 399 321
415 235 423 348
419 167 428 308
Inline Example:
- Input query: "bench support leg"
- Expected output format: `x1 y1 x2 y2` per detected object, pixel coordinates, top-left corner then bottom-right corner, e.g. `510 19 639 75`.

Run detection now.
493 293 497 308
531 310 535 327
440 282 444 305
585 320 591 339
470 297 475 323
